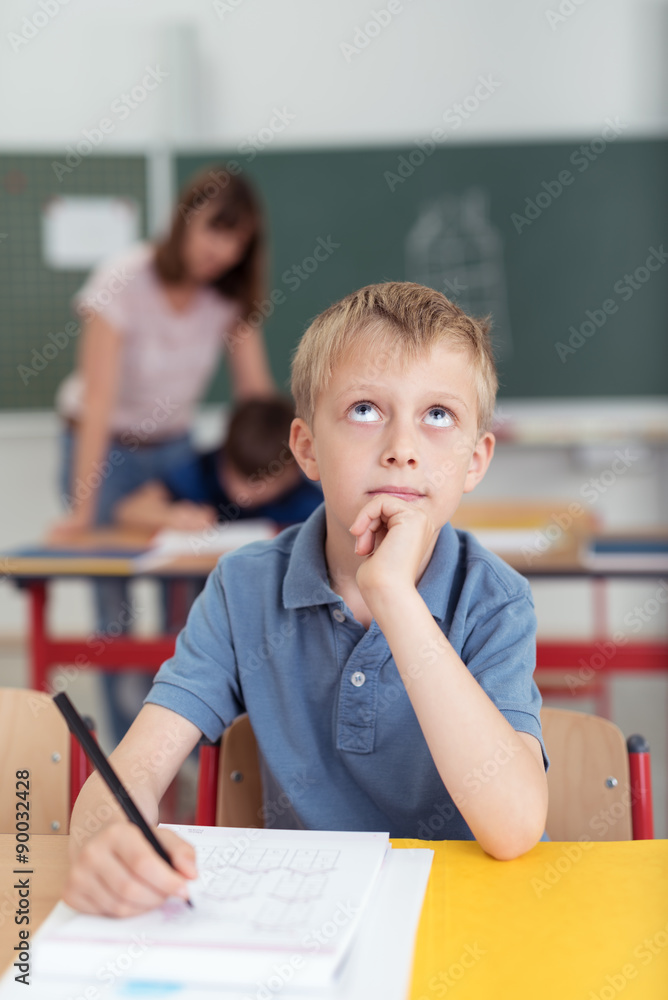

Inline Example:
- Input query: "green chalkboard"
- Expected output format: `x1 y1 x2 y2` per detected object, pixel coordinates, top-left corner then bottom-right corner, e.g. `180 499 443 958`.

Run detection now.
177 138 668 402
0 154 147 409
2 142 665 411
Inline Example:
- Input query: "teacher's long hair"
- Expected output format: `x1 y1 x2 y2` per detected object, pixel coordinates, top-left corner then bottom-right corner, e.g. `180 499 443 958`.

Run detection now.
154 166 266 324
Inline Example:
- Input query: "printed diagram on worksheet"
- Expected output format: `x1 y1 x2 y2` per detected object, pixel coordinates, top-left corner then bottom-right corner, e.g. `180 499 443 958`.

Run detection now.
45 826 390 972
195 844 341 929
10 827 434 997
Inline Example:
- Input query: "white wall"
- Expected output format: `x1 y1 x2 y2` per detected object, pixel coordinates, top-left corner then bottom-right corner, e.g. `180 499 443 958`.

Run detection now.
1 0 667 152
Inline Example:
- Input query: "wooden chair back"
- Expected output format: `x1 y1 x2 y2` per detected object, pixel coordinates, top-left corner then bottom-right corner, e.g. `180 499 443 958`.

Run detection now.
201 708 644 842
541 707 632 841
0 688 73 834
215 714 263 828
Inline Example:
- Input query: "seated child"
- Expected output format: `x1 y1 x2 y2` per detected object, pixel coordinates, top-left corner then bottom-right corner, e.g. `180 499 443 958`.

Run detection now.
114 396 323 532
66 281 549 917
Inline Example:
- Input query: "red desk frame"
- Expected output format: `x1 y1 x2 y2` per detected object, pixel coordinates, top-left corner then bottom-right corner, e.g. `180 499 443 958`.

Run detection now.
19 569 668 693
27 580 177 692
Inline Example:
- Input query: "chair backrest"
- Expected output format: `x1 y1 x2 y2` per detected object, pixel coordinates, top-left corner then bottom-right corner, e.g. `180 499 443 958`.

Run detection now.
541 707 632 841
0 688 87 834
199 709 648 841
215 714 263 828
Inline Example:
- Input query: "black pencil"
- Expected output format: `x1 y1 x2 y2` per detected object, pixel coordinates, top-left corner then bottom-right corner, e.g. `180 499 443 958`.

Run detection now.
53 691 193 907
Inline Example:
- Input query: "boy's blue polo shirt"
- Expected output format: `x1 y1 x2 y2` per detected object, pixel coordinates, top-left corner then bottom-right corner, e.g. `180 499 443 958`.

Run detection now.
145 501 548 840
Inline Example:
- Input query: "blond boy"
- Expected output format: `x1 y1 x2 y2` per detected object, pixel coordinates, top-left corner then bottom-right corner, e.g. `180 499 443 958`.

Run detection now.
66 282 548 916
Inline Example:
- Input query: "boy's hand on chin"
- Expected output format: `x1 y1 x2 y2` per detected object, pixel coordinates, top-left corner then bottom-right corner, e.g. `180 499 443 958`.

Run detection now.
349 495 437 604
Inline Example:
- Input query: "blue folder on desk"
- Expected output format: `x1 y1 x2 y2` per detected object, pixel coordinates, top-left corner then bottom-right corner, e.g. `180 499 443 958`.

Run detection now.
8 546 146 559
584 538 668 571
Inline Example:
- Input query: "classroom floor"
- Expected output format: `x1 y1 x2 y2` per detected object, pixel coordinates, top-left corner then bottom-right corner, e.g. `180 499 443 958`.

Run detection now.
2 641 666 839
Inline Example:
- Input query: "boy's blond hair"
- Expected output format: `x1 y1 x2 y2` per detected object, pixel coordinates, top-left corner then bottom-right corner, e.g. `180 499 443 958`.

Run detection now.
290 281 498 436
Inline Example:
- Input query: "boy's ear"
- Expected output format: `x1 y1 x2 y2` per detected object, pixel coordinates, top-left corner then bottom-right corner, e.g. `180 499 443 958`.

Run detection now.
289 418 321 483
462 431 495 494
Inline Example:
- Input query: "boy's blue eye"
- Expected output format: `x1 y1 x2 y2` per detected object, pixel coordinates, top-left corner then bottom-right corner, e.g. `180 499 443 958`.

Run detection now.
424 407 453 427
349 402 380 422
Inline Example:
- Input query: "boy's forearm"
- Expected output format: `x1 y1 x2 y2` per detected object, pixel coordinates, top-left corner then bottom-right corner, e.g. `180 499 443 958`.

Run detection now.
69 755 160 857
69 704 203 858
372 588 548 859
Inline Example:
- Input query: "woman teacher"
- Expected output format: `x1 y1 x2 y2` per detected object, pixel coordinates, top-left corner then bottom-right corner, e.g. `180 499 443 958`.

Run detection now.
51 166 275 741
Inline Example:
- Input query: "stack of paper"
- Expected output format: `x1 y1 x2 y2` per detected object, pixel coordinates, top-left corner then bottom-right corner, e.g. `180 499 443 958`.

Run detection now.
0 826 433 999
134 520 277 570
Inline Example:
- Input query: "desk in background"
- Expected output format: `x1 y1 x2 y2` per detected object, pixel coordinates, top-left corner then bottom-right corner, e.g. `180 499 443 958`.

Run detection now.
1 835 666 999
451 503 668 715
0 528 215 692
2 509 668 696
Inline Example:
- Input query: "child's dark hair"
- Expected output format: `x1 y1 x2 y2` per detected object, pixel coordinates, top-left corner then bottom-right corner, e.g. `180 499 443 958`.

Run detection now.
225 397 296 479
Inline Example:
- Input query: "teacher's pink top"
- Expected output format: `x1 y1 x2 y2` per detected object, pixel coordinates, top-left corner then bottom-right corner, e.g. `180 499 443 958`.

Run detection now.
56 242 241 440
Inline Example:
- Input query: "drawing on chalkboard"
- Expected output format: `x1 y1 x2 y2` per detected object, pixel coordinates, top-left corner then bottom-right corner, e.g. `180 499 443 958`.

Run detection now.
405 188 512 358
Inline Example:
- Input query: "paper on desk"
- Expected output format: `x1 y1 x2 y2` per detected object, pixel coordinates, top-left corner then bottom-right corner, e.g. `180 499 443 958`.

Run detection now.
0 841 432 1000
133 520 276 570
28 826 391 992
472 527 564 553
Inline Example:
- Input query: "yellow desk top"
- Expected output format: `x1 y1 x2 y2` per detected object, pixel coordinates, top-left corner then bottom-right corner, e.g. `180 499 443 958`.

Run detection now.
1 836 667 999
393 838 668 1000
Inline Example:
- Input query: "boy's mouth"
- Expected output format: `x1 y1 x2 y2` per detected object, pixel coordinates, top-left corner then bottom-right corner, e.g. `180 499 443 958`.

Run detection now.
367 487 425 502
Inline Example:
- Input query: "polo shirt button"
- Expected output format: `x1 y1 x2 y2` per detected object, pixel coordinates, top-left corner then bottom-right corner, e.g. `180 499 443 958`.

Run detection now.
332 609 346 622
351 671 366 687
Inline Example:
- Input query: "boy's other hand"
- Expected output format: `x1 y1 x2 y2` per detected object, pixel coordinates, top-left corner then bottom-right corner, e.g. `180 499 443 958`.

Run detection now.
165 502 217 532
64 823 198 917
349 494 437 600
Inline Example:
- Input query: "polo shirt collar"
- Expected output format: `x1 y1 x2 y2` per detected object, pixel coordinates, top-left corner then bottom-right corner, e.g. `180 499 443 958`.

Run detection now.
283 501 461 623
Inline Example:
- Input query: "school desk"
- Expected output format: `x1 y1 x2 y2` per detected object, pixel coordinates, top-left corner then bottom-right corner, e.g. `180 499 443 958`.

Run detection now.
0 835 666 999
451 503 668 716
0 528 215 692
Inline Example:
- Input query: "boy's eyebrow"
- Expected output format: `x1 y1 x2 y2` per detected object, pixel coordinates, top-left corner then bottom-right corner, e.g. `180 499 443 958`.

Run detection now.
335 383 470 411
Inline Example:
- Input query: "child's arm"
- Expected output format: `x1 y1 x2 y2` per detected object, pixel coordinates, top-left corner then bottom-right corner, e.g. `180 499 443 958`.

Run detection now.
350 497 548 861
65 704 202 916
114 481 217 532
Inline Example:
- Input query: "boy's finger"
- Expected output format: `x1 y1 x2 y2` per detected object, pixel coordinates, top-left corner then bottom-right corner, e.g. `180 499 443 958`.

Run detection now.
157 830 198 879
65 846 165 917
100 826 194 903
354 526 376 556
64 870 122 915
119 828 195 895
350 493 412 535
66 870 154 918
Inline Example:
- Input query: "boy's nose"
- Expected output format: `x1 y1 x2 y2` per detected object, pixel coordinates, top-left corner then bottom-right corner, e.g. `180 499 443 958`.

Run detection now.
379 424 419 467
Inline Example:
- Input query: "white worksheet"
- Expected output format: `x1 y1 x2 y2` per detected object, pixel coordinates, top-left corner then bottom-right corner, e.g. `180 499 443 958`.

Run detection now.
0 841 433 1000
32 826 390 991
